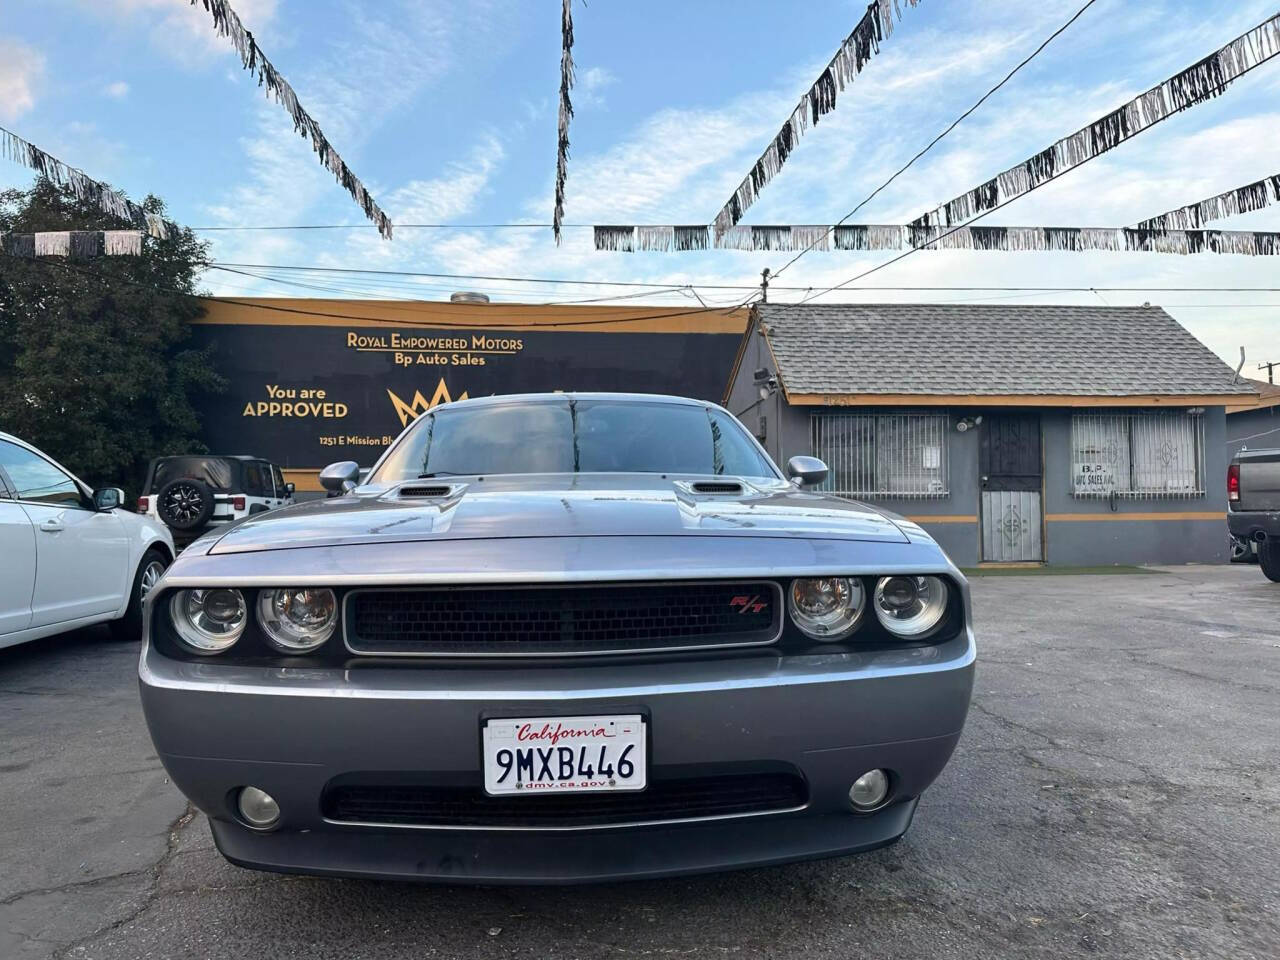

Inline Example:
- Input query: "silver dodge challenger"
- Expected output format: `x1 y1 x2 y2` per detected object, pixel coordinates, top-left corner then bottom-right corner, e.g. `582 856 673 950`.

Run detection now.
139 392 975 883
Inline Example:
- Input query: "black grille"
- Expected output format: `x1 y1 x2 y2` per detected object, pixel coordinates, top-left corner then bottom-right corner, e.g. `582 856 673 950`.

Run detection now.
323 772 807 827
345 582 780 655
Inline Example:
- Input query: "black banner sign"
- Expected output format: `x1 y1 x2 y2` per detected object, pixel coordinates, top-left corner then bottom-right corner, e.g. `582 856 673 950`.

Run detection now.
188 322 744 469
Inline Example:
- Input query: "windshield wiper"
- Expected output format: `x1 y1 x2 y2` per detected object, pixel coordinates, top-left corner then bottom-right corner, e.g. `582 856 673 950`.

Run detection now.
568 396 580 472
417 470 478 478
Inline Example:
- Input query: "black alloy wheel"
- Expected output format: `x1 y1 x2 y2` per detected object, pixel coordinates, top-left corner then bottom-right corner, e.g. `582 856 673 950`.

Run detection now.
157 478 216 530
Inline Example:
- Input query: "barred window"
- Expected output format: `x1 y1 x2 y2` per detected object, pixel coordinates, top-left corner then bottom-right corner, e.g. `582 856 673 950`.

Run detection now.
810 412 949 499
1071 412 1205 498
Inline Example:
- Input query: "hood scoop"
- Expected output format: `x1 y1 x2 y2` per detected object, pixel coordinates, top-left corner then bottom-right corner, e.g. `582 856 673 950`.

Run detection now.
396 483 455 499
690 481 745 495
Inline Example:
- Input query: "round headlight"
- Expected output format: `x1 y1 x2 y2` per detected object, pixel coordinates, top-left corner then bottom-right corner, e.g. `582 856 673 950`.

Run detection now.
170 588 247 653
788 577 864 640
257 588 338 653
873 576 949 638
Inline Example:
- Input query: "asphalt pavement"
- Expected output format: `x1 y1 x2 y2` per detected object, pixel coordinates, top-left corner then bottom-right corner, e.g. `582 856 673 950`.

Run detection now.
1 565 1277 959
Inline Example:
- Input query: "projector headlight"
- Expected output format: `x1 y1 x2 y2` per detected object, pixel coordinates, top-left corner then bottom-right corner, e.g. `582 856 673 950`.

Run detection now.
169 589 247 654
788 577 864 640
873 576 949 638
257 588 338 653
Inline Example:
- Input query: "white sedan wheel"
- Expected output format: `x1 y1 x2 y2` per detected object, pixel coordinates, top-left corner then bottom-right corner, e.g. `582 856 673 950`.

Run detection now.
140 559 166 599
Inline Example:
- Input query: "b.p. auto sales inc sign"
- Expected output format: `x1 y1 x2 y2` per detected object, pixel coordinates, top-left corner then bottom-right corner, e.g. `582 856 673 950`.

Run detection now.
187 305 745 469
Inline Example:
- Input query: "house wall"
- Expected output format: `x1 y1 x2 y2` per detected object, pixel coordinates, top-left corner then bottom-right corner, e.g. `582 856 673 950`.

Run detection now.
1039 407 1229 566
1227 404 1280 459
726 344 1230 566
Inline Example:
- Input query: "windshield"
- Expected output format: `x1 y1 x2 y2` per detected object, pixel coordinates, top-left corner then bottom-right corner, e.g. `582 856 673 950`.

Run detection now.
148 457 237 492
371 398 778 483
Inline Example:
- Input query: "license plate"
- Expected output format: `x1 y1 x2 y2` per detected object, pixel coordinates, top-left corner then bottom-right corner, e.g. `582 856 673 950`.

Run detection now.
482 714 647 795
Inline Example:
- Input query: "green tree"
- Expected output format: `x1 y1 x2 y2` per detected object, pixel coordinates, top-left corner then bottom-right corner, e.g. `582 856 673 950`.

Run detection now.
0 177 224 497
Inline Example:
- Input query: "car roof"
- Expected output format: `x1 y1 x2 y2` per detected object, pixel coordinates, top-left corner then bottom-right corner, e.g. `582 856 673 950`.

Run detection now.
151 454 264 462
436 392 716 411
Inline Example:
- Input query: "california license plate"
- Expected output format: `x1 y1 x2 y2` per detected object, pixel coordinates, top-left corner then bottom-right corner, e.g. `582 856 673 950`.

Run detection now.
482 715 647 795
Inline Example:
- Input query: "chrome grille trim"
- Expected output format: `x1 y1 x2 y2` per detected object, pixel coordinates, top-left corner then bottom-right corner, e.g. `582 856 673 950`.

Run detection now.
321 802 809 833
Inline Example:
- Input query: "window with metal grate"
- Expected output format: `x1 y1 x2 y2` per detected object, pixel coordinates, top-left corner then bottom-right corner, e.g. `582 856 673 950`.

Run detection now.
810 411 949 499
1070 411 1205 498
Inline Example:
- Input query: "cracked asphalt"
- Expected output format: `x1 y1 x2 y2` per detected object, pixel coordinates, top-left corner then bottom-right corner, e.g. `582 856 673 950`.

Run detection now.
2 565 1277 959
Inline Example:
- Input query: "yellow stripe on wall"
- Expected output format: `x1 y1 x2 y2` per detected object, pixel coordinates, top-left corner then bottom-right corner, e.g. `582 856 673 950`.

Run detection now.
1045 511 1225 522
905 515 979 524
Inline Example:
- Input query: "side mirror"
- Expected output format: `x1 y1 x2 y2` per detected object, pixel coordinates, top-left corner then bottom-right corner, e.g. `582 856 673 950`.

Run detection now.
785 456 829 487
285 482 296 495
319 461 361 496
93 487 125 511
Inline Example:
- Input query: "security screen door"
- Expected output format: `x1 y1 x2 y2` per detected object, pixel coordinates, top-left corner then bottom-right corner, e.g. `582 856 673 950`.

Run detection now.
979 413 1043 562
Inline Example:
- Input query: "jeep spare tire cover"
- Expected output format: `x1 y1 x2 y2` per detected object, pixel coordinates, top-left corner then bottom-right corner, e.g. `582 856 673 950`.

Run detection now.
157 477 216 530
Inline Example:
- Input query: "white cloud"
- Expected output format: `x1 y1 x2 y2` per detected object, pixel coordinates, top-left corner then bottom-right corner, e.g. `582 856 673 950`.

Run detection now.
200 0 514 272
577 66 617 108
103 80 130 99
0 39 44 122
89 0 279 63
193 0 1280 370
389 135 505 224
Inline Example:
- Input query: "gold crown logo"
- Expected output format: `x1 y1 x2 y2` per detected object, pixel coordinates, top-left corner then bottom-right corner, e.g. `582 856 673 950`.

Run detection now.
387 379 469 427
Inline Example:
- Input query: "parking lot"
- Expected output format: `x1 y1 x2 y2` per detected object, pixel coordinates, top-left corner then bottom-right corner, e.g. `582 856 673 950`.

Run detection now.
1 565 1276 960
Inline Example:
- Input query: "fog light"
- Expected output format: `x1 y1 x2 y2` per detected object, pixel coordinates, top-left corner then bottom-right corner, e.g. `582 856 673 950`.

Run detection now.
237 786 280 828
849 769 890 810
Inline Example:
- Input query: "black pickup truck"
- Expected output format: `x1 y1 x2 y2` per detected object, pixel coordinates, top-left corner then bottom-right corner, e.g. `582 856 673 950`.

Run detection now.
1228 449 1280 581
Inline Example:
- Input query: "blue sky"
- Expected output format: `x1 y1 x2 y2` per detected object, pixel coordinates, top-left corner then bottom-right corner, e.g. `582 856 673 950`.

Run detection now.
2 0 1279 370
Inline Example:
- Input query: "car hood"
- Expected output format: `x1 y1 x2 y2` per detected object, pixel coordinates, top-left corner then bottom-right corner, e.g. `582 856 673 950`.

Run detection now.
206 474 911 555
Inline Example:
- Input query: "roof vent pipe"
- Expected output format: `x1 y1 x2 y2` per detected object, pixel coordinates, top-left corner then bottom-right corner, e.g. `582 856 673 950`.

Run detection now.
450 291 491 304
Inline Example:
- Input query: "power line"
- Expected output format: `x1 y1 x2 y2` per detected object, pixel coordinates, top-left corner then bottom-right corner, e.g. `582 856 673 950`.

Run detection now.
796 48 1276 304
209 264 702 308
205 262 1280 294
210 261 744 289
14 254 756 330
769 0 1100 280
17 249 1280 307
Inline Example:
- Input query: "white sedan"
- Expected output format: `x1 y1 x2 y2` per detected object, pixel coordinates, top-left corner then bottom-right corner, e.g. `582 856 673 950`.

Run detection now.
0 431 174 650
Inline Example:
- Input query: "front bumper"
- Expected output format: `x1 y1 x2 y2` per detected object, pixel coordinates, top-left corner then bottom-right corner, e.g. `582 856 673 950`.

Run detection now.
140 633 974 884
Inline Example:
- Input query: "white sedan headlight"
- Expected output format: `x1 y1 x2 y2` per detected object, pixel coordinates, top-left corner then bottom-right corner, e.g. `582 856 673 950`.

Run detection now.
170 589 248 653
873 576 949 638
257 588 339 653
788 577 864 640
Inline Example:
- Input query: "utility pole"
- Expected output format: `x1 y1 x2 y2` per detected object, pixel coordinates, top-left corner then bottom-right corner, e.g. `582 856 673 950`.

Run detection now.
1259 361 1278 384
760 268 770 304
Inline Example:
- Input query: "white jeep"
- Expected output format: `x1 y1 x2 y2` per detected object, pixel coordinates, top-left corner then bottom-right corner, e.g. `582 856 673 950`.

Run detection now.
139 455 294 549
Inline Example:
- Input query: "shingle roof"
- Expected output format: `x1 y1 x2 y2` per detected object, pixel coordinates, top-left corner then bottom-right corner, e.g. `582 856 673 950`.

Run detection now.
757 303 1256 398
1226 377 1280 412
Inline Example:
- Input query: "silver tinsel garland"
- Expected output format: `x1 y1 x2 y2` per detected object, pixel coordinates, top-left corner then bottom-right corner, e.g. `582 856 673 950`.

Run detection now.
909 13 1280 235
189 0 392 239
1136 175 1280 230
555 0 575 245
1 127 173 238
1 230 145 257
592 222 1280 257
710 0 921 242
